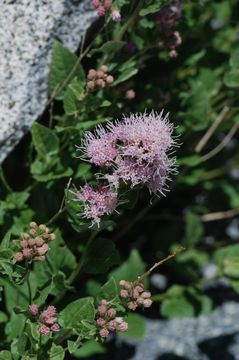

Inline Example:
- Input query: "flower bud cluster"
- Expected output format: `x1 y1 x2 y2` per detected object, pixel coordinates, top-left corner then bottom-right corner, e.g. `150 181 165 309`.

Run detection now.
91 0 121 22
96 299 128 339
87 65 114 91
28 305 60 336
156 3 182 57
119 280 153 311
14 222 56 263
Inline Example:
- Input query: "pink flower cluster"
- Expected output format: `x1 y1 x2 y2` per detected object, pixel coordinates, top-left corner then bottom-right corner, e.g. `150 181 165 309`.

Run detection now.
14 222 56 263
87 65 114 91
77 111 176 226
74 185 118 227
92 0 121 22
29 305 60 335
82 111 176 194
119 280 153 310
96 299 128 338
156 2 182 57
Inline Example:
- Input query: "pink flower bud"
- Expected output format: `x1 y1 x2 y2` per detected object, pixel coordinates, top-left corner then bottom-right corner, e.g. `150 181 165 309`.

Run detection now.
100 65 108 73
174 31 182 46
97 5 106 16
107 320 116 331
107 308 116 318
20 240 28 249
111 8 121 22
29 304 39 316
43 233 49 239
37 243 49 256
128 301 138 311
87 81 95 90
28 238 36 247
15 252 24 262
134 284 144 293
44 316 57 325
115 317 123 324
119 280 126 287
35 237 44 246
30 222 37 228
96 79 105 88
97 304 107 315
39 224 46 231
97 318 106 327
49 233 55 241
101 299 108 305
104 0 112 10
143 299 153 308
126 89 135 100
106 75 114 84
23 233 30 240
136 297 145 305
39 324 50 335
51 323 60 332
117 321 128 332
169 49 177 58
99 328 109 338
22 248 32 258
45 306 56 317
88 69 97 80
96 70 104 79
120 289 129 298
92 0 100 8
29 229 36 236
141 291 151 299
132 288 139 299
123 281 131 290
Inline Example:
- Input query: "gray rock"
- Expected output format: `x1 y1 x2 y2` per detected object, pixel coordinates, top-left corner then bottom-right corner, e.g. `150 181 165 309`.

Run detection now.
0 0 96 163
120 302 239 360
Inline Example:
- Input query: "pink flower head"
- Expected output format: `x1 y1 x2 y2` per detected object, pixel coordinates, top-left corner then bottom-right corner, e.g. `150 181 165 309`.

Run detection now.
44 306 56 317
99 328 109 338
143 299 153 308
92 0 100 9
15 252 24 262
126 89 135 100
128 301 138 311
97 5 106 16
51 323 60 332
29 304 39 316
97 304 108 316
107 308 116 318
75 185 118 226
81 126 117 167
117 321 128 332
97 318 106 327
111 8 121 22
39 324 50 335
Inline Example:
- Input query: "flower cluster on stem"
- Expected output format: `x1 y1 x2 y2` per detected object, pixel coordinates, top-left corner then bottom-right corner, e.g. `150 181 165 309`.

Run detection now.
29 305 60 335
87 65 114 90
96 300 128 339
119 280 153 310
76 111 177 226
14 222 56 263
92 0 121 22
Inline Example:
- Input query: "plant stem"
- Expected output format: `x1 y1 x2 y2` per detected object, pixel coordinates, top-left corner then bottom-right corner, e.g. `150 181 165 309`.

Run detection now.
27 273 32 304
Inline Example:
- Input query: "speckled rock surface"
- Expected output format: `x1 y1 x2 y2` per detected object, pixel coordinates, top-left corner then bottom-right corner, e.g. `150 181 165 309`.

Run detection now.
121 302 239 360
0 0 96 163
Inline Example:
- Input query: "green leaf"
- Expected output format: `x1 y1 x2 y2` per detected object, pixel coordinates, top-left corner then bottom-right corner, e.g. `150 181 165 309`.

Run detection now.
71 340 106 358
0 231 11 249
90 41 126 55
110 249 146 283
49 41 85 98
224 69 239 88
83 238 120 274
49 344 65 360
161 297 195 318
113 67 138 86
59 297 95 333
120 313 145 339
99 277 118 300
0 351 12 360
184 211 204 247
177 155 200 167
0 311 8 323
139 2 162 16
31 123 59 158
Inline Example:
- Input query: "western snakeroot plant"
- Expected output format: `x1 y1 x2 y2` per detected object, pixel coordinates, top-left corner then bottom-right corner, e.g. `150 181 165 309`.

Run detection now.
1 0 238 359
